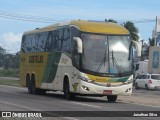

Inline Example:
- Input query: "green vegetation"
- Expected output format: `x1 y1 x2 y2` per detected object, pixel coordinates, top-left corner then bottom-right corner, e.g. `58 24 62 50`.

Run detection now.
0 69 19 77
105 19 139 41
0 79 20 87
0 46 20 70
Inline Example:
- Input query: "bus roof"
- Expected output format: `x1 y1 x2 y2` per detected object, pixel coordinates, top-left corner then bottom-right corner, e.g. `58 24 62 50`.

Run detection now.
23 20 129 35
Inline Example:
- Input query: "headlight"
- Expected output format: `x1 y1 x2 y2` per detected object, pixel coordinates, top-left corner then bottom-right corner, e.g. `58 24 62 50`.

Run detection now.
124 76 133 84
78 75 89 82
127 79 133 83
124 79 133 84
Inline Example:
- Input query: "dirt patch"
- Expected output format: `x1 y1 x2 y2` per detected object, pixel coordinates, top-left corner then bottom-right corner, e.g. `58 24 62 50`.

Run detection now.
118 88 160 107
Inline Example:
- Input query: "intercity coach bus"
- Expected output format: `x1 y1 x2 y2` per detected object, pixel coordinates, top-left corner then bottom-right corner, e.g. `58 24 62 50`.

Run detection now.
20 20 141 102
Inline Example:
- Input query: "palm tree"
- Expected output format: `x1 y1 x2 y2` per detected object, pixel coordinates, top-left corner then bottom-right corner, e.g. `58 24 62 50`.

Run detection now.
124 21 139 41
105 19 139 41
149 38 154 46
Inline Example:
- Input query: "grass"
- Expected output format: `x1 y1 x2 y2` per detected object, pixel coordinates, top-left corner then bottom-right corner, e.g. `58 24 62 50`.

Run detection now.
0 79 21 87
0 69 19 77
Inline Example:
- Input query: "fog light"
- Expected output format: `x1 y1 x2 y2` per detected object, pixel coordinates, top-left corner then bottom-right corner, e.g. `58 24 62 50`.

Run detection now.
126 88 131 92
82 86 89 91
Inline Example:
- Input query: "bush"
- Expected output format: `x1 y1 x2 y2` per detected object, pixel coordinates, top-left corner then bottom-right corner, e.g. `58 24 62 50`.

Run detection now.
0 69 19 77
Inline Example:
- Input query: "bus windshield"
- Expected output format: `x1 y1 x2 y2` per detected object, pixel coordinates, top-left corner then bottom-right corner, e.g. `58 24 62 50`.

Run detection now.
81 34 133 76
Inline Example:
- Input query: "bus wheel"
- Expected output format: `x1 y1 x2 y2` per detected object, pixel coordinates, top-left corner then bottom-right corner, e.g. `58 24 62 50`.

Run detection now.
107 95 117 102
64 79 75 100
30 76 39 95
27 80 32 94
26 75 32 94
38 89 46 95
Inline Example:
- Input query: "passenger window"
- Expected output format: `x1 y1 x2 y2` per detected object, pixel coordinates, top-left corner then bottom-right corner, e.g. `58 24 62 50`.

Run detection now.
141 75 146 79
147 75 150 79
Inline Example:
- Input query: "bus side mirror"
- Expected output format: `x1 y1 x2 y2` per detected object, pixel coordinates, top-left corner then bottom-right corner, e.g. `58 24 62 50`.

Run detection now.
132 40 141 57
73 37 83 53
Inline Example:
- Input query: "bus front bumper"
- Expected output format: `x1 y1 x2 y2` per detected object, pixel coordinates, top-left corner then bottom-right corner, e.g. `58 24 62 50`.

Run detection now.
79 81 132 96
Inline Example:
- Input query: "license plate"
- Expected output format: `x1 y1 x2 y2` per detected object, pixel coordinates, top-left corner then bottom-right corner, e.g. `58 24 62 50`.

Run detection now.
103 90 112 95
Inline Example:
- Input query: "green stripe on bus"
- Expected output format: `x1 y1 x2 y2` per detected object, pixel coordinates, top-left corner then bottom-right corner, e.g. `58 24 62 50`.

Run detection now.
108 76 129 82
42 52 61 83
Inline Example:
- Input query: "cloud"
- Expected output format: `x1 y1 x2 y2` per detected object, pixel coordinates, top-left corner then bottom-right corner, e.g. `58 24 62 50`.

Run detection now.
2 32 22 43
0 32 22 53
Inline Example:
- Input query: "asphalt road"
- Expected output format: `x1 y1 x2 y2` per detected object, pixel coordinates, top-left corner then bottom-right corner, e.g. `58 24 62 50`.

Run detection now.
0 85 160 120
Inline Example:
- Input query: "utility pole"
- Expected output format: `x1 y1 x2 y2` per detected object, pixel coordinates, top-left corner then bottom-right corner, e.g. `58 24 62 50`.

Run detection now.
141 40 144 61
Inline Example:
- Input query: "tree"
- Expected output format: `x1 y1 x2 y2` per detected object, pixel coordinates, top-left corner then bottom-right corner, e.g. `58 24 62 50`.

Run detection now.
124 21 139 41
105 19 139 41
0 45 20 69
149 38 154 46
0 46 6 67
105 19 117 23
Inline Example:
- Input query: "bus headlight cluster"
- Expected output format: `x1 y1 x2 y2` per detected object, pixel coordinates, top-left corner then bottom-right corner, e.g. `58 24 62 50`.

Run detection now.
127 79 133 84
78 75 89 82
124 76 133 84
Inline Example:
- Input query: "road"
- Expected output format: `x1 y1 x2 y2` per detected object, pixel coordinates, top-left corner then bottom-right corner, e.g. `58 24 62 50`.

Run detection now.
0 85 160 120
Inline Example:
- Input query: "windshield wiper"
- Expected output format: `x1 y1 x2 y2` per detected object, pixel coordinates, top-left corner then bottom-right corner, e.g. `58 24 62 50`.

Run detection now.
96 48 107 73
111 50 123 76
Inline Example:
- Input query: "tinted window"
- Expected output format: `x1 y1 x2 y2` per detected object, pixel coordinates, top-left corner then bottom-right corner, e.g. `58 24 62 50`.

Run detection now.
147 75 150 79
62 27 70 53
136 74 142 79
141 75 147 79
151 75 160 80
21 27 71 54
21 32 48 53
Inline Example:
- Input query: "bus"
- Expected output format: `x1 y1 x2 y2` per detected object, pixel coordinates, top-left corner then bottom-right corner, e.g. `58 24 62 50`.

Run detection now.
20 20 141 102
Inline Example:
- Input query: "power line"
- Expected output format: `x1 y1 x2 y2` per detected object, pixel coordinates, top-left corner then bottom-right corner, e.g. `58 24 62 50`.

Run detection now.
0 10 157 24
0 11 68 23
117 19 155 24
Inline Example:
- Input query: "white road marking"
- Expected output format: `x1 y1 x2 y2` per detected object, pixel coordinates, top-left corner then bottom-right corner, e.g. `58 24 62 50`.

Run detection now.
64 117 80 120
0 85 26 90
0 100 42 111
0 90 19 95
70 102 101 108
1 85 160 110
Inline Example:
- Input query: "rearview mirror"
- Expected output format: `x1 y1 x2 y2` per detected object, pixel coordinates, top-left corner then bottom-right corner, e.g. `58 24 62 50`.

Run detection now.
73 37 83 53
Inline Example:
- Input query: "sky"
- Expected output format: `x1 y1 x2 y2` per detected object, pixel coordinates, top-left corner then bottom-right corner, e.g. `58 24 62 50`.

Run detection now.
0 0 159 53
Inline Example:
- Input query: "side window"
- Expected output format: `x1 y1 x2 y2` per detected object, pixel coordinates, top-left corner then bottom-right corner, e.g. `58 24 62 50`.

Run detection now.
70 26 80 53
147 75 150 79
39 32 48 52
25 34 33 52
45 31 53 52
62 27 70 53
141 75 146 79
73 40 81 69
21 35 26 53
58 28 63 51
141 75 147 79
70 26 80 68
32 33 39 52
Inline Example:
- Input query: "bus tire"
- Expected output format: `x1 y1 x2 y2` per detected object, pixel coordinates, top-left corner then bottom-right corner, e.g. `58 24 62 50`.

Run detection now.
63 78 75 100
107 95 117 102
38 89 46 95
26 75 32 94
30 75 39 95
